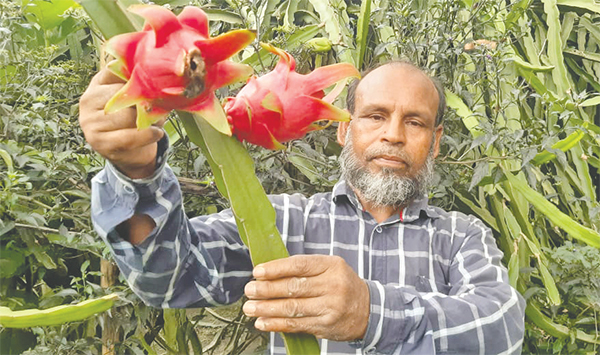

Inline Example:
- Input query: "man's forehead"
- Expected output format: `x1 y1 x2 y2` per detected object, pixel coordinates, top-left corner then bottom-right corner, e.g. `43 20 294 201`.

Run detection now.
354 64 439 110
356 63 434 93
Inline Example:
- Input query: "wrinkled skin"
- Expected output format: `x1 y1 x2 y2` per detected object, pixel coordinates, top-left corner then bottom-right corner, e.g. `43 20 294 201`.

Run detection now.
104 5 255 134
225 43 360 149
243 255 370 341
337 63 443 223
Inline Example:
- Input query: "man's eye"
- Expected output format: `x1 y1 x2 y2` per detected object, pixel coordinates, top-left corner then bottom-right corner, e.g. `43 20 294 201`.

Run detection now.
370 115 384 121
407 120 423 127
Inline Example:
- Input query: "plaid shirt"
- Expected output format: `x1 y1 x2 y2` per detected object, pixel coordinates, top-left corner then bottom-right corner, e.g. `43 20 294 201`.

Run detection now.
91 139 525 355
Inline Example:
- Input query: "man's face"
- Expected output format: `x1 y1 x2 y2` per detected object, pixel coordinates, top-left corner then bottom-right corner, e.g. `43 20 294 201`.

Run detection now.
337 64 443 208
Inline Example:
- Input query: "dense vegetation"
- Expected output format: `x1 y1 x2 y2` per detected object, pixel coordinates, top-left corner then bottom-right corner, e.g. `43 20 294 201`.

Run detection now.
1 0 599 354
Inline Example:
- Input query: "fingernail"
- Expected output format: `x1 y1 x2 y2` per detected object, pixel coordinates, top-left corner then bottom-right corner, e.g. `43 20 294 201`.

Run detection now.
243 301 256 316
254 266 265 278
245 282 256 297
254 318 265 330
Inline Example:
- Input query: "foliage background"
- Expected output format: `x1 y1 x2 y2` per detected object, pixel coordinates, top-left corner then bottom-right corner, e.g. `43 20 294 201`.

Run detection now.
1 0 599 354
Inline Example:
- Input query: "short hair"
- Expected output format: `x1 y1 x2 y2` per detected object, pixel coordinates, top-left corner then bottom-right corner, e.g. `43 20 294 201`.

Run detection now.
346 60 446 126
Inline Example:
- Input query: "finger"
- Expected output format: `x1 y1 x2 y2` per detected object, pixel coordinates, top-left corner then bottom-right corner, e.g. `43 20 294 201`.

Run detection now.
252 316 320 336
92 127 164 156
86 106 138 132
253 255 333 280
96 67 127 85
243 298 324 319
245 276 324 300
80 81 130 114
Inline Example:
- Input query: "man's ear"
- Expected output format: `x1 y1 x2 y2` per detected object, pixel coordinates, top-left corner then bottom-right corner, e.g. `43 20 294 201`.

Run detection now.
337 121 350 146
433 125 444 158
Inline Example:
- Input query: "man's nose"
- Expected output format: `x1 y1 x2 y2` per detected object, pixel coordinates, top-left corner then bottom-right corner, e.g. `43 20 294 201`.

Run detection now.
380 120 405 144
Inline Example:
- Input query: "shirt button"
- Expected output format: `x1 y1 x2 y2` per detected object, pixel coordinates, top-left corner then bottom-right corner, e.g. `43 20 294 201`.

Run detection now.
375 226 382 233
123 184 135 194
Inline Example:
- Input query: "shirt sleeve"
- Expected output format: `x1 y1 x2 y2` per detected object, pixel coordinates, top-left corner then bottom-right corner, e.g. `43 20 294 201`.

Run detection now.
91 134 253 308
360 218 526 355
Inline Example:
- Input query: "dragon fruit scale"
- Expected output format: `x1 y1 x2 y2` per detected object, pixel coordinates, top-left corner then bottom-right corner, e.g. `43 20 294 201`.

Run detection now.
224 43 360 149
104 5 255 135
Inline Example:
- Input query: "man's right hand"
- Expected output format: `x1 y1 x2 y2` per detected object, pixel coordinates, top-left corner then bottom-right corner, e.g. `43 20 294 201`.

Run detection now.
79 68 165 179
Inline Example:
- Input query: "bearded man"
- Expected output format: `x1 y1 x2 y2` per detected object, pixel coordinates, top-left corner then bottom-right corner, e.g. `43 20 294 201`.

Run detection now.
80 61 525 354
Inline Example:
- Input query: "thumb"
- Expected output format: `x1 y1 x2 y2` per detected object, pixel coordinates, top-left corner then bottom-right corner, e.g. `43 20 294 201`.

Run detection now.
149 126 165 142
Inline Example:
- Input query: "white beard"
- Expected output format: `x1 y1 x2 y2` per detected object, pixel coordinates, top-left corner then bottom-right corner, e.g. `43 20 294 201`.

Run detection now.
339 126 435 209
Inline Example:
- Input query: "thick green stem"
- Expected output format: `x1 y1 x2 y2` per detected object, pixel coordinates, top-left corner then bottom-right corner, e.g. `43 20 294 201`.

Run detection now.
178 112 320 354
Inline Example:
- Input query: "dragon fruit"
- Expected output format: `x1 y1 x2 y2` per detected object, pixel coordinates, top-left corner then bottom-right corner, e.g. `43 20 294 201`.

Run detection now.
104 5 255 135
224 43 360 149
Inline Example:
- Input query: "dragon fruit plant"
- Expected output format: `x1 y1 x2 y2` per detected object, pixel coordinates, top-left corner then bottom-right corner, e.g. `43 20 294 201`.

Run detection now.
83 3 360 354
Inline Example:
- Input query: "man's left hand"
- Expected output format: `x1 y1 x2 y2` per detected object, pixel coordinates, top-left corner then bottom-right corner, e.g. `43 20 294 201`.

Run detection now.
243 254 370 341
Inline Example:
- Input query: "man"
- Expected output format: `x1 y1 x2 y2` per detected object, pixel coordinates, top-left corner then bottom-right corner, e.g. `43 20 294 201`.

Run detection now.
80 61 525 354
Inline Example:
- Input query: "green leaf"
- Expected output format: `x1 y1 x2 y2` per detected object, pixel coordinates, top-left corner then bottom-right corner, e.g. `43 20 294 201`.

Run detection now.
0 249 26 279
569 142 596 201
516 66 559 102
0 65 17 86
32 250 57 270
0 148 14 174
564 47 600 63
538 260 561 305
242 25 321 69
587 155 600 169
163 309 187 354
509 55 554 72
308 0 355 65
531 130 585 165
489 195 514 258
66 32 83 59
308 0 341 43
283 0 300 28
355 0 371 69
556 0 600 14
153 0 196 6
22 0 78 30
526 303 600 344
579 16 600 44
0 221 15 237
204 9 243 24
445 90 482 137
541 0 571 97
0 294 119 328
570 118 600 135
502 167 600 248
469 161 489 191
565 58 600 93
164 120 181 145
580 96 600 107
79 0 140 38
451 189 499 232
505 0 532 29
503 207 522 240
0 329 37 355
288 155 321 184
257 0 279 31
518 233 561 305
507 251 519 288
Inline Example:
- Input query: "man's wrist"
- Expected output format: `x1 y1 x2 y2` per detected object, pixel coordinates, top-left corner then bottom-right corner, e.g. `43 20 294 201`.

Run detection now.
114 160 157 180
107 131 170 184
